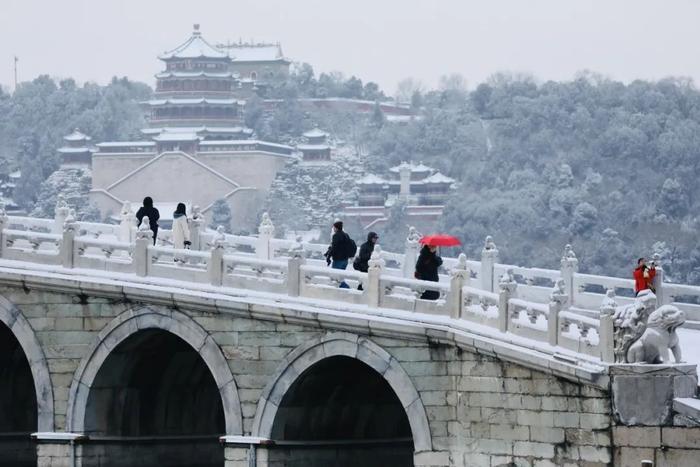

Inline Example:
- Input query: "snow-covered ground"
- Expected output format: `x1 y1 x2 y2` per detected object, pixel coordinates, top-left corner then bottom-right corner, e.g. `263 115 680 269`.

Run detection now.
678 328 700 370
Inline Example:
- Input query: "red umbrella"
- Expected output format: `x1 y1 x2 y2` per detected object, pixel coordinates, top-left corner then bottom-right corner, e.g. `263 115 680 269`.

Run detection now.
419 234 461 247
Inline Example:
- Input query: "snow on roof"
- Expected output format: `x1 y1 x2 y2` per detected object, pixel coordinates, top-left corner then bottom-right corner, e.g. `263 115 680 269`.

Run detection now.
152 133 200 142
58 147 93 154
159 25 229 60
144 98 239 106
303 128 327 138
9 170 20 179
356 174 387 185
143 126 252 135
297 144 330 151
96 142 156 148
155 71 235 79
389 161 434 173
221 42 286 62
64 129 91 142
421 172 455 184
199 139 293 150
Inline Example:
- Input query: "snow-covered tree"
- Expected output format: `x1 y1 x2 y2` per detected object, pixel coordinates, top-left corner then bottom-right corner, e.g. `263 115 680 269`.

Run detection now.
210 199 233 233
31 168 100 221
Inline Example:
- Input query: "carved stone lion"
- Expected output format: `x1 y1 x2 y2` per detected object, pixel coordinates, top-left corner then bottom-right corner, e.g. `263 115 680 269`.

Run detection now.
626 305 685 364
612 289 657 363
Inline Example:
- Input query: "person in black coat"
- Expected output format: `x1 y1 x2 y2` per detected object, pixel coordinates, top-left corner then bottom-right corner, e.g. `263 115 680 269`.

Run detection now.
415 245 443 300
324 221 354 288
136 196 160 245
354 231 379 290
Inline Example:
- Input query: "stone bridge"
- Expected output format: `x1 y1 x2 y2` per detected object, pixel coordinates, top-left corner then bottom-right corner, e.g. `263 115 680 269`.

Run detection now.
0 207 699 467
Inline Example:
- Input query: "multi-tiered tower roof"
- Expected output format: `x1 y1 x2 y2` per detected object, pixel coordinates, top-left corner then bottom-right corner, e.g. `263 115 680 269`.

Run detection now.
141 25 249 140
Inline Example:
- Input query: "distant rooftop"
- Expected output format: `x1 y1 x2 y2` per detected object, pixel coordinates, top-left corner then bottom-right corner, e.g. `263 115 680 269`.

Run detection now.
356 174 388 185
389 162 434 173
159 25 229 60
152 133 201 142
64 129 91 142
421 172 455 184
217 40 287 62
142 126 253 136
303 128 327 139
155 71 236 79
143 98 243 106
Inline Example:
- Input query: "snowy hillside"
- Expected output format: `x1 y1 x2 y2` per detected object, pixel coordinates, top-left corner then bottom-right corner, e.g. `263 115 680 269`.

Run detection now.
264 145 366 234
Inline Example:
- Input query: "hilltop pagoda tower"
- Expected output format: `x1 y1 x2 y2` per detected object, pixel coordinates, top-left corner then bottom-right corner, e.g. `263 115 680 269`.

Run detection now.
142 24 247 139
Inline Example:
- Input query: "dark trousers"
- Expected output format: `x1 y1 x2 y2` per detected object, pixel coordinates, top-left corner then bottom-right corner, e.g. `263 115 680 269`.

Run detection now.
332 259 349 289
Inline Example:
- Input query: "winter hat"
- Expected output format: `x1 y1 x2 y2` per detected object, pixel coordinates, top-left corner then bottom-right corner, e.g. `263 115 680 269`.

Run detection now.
333 220 343 230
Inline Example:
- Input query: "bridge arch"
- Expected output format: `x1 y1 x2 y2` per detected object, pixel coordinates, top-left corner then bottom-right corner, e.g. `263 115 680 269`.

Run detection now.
66 306 242 435
252 332 432 452
0 294 54 432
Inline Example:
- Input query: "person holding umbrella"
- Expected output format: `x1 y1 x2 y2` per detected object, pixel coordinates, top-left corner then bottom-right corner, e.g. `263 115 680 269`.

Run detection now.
414 234 460 300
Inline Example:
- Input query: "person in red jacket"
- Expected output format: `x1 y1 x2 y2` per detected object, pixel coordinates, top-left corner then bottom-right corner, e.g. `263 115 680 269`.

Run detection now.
633 257 656 295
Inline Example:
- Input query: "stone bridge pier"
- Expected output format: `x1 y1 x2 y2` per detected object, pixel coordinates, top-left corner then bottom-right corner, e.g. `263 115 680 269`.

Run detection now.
0 270 698 467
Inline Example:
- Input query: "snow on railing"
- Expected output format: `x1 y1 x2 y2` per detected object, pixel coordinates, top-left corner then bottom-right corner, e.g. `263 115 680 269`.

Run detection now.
6 212 700 323
222 255 287 293
2 229 62 265
6 208 700 361
0 212 623 364
379 275 451 315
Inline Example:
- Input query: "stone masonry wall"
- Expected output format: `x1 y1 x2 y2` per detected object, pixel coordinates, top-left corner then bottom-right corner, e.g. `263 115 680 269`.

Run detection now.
613 426 700 467
2 285 617 467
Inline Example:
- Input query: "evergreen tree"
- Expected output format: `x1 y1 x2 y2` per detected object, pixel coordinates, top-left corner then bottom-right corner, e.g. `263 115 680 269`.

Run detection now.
210 199 233 233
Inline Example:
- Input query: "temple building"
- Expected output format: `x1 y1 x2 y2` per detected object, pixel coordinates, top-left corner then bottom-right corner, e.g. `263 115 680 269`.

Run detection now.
58 129 95 168
88 26 294 229
342 162 456 229
297 128 331 163
142 24 246 140
217 40 290 82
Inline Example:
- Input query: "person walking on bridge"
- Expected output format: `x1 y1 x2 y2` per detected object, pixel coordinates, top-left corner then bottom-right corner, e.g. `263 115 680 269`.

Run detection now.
354 231 379 290
415 245 443 300
136 197 160 245
324 220 356 289
633 257 656 295
172 203 192 249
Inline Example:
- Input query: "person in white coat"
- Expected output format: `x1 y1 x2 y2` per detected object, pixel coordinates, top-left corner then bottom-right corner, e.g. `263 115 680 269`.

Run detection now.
172 203 191 262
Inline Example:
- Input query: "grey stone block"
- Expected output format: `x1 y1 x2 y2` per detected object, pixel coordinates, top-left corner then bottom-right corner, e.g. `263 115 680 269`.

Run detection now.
613 373 676 425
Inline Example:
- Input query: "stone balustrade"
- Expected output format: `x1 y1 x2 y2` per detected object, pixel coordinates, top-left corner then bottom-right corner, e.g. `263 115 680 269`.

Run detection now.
0 204 699 360
0 210 623 365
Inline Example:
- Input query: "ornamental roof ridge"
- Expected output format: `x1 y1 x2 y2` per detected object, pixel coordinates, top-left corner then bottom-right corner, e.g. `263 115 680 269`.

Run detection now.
159 24 229 61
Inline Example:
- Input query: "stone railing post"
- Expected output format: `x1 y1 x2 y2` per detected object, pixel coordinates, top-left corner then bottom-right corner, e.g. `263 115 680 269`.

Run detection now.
118 201 133 243
53 194 69 235
207 229 225 286
257 212 274 260
287 256 304 297
560 244 578 308
497 269 517 333
481 235 499 292
134 217 152 277
0 202 7 258
449 254 468 319
651 253 667 305
599 289 617 363
190 205 204 251
548 279 568 347
60 213 78 269
367 246 385 308
402 226 422 278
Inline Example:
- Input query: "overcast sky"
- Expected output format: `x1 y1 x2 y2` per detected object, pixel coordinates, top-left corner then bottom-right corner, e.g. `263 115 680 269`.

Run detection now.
2 0 699 94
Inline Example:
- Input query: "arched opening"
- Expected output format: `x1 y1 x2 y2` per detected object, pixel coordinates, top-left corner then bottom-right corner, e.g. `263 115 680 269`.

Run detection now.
0 322 37 467
81 329 225 467
270 356 413 467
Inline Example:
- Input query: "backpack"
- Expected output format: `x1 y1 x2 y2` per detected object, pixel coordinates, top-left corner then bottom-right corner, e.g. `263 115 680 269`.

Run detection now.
345 235 357 259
